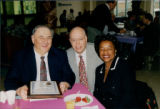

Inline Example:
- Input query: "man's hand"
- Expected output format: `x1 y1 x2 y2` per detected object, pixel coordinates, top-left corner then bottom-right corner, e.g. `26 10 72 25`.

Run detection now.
120 28 126 33
16 85 28 100
59 82 70 94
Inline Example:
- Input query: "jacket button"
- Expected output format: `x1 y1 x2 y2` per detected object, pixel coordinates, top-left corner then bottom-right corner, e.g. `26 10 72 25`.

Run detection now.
112 86 115 89
109 97 113 100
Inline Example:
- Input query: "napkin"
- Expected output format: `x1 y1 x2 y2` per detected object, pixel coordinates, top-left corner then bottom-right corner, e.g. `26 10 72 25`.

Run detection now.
6 90 16 105
0 90 16 105
0 91 7 103
81 105 99 109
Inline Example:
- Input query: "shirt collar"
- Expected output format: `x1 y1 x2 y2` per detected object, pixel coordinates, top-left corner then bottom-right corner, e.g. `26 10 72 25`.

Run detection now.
105 3 110 10
75 49 86 57
110 56 119 70
34 48 48 59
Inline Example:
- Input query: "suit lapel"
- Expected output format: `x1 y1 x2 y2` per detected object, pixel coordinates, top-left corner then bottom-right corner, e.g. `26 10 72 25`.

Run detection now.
71 49 78 75
25 47 37 80
48 48 55 81
68 48 79 82
86 44 92 75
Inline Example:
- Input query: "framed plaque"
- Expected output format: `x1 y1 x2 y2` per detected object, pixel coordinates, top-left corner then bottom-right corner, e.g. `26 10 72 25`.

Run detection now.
28 81 63 99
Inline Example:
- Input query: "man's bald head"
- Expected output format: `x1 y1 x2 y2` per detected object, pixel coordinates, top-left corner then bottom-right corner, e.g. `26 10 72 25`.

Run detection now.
69 27 88 54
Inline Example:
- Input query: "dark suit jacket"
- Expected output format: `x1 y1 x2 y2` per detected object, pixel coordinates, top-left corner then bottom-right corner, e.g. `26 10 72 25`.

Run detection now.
94 56 136 109
91 4 120 33
5 46 75 90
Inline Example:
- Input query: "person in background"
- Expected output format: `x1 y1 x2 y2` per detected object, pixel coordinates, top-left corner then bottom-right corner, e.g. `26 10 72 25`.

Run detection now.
142 13 160 57
111 13 116 22
75 11 82 24
5 25 75 100
94 34 136 108
124 11 137 31
154 11 160 24
67 9 75 22
66 26 102 93
134 12 146 37
60 10 67 27
75 10 91 29
44 9 57 30
141 13 160 70
67 9 75 32
91 0 126 34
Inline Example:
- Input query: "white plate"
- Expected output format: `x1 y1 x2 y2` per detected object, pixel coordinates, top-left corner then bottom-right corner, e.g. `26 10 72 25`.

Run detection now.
64 94 93 106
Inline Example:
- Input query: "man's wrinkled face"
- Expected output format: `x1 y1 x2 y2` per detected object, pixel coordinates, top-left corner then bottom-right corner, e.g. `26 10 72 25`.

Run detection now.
32 27 52 55
69 27 87 54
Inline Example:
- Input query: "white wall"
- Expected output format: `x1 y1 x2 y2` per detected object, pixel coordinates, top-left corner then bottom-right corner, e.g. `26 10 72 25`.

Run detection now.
141 0 155 16
141 0 152 13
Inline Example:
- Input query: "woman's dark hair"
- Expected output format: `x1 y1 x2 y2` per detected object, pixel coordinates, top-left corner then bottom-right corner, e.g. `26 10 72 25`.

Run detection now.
94 34 118 56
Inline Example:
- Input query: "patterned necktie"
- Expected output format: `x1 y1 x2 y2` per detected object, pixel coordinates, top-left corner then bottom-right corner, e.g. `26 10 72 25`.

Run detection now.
79 55 88 88
40 56 47 81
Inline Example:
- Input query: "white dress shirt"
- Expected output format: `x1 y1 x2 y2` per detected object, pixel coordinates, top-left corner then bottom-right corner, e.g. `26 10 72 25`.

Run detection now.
34 49 51 81
75 49 87 69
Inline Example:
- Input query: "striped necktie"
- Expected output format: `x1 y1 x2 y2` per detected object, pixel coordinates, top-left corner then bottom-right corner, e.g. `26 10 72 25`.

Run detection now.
40 56 47 81
79 55 88 88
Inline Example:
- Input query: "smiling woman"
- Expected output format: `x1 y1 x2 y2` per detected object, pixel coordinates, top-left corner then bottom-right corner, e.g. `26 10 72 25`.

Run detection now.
94 34 136 108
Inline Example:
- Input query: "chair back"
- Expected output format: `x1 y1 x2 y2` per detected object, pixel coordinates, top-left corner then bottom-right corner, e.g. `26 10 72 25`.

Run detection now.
135 80 158 109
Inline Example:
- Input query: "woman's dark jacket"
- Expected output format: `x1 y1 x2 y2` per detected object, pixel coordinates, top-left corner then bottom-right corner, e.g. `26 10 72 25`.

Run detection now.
94 56 136 109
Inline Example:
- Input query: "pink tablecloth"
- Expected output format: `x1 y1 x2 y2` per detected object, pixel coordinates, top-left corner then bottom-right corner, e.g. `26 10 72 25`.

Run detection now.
0 83 105 109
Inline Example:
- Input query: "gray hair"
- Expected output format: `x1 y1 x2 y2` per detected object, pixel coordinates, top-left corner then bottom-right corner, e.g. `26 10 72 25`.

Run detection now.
32 25 54 37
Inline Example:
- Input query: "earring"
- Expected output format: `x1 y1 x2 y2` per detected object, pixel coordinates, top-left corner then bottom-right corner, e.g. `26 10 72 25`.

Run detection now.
115 50 117 56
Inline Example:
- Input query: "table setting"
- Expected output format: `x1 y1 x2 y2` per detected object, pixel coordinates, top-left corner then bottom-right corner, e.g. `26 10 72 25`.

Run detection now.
0 83 105 109
115 31 143 53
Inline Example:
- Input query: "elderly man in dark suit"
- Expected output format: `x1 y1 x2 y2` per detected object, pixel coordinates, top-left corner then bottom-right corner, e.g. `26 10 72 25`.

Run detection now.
5 25 75 100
